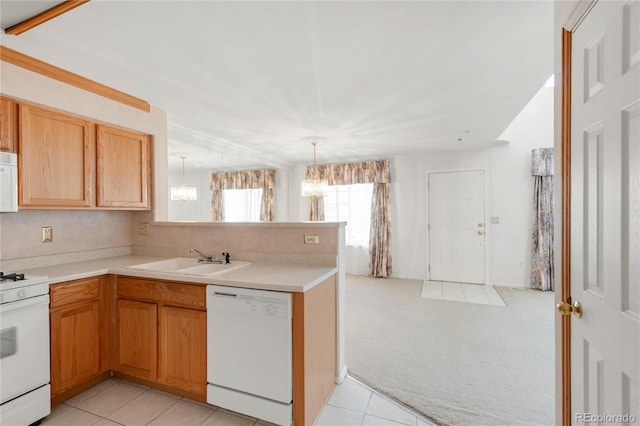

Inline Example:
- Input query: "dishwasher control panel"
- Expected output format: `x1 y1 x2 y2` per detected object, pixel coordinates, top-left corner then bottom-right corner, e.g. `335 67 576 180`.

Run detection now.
207 285 291 318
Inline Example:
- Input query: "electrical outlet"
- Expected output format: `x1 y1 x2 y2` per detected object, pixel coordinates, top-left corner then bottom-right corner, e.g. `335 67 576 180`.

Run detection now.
140 222 150 235
41 226 53 243
304 235 319 244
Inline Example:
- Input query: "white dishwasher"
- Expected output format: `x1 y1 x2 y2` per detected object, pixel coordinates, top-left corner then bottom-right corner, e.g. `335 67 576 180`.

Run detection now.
206 285 292 426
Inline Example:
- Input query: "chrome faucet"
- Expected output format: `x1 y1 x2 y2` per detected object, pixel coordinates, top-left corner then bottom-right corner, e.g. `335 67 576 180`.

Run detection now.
189 248 221 263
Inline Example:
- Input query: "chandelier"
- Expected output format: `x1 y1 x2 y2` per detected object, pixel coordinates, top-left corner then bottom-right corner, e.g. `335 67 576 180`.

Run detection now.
301 141 328 197
170 156 198 201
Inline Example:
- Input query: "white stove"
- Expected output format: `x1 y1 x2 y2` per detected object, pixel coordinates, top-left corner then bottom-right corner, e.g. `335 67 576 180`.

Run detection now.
0 271 51 426
0 273 49 304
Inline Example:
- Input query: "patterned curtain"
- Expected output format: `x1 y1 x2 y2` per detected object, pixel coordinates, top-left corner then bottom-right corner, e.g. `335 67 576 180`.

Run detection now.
309 196 325 221
370 182 392 277
306 160 392 277
210 187 223 221
210 169 276 221
309 160 391 185
531 148 554 291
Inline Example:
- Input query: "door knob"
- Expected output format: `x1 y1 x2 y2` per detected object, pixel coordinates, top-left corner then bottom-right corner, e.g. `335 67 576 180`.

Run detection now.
478 223 483 227
478 230 484 235
556 300 582 318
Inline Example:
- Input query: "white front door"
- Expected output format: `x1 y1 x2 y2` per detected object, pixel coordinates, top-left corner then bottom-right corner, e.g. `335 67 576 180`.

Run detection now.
570 1 640 423
428 170 485 284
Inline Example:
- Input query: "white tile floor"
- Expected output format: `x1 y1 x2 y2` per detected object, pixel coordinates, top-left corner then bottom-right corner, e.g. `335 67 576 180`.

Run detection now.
420 281 506 306
41 376 435 426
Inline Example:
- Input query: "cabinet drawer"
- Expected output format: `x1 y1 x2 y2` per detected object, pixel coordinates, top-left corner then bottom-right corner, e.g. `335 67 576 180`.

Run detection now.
51 277 100 309
117 277 205 309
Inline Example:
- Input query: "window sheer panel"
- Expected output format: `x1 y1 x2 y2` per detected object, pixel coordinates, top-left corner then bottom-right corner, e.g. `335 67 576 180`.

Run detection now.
223 188 263 222
324 183 373 246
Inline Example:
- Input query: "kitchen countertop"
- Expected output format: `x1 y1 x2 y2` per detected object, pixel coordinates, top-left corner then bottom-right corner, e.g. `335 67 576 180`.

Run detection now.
21 255 338 293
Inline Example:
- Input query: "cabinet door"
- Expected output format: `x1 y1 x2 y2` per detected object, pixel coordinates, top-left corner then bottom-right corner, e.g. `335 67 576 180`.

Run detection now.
96 124 151 209
50 301 101 396
158 306 206 395
18 104 93 207
116 299 157 380
0 97 16 152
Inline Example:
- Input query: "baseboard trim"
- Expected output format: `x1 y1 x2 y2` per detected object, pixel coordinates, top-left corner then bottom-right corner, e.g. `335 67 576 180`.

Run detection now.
112 372 206 403
336 365 348 384
491 281 532 289
51 371 111 407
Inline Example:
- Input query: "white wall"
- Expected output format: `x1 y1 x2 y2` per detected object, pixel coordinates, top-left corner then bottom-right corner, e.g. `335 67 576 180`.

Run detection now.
286 78 553 283
168 169 212 221
392 150 491 280
490 83 554 286
389 83 554 286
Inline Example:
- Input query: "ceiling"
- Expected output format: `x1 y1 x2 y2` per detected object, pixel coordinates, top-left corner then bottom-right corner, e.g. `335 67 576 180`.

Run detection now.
0 1 553 172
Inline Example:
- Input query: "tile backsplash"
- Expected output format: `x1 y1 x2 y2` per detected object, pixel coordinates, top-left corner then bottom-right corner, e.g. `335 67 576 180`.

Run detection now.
0 210 134 261
1 210 343 270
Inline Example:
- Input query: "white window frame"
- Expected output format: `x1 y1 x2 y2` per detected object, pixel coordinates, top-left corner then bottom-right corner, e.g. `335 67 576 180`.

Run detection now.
323 183 373 247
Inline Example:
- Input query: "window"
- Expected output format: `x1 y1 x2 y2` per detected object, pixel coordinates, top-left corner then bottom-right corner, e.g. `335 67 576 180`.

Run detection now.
223 188 263 222
324 183 373 246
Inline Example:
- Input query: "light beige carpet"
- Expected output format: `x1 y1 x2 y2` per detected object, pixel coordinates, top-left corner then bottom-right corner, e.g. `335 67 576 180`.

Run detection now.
345 275 555 426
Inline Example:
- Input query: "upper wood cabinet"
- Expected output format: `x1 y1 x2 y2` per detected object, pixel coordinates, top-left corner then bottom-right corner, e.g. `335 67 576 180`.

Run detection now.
18 104 93 207
16 101 152 210
0 97 17 152
96 124 151 209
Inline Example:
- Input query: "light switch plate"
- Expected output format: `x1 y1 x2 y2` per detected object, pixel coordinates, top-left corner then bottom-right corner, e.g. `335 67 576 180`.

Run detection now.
304 235 319 244
41 226 53 243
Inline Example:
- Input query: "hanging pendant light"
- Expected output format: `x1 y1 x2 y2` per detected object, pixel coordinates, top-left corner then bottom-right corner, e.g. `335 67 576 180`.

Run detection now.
170 156 198 201
301 141 328 197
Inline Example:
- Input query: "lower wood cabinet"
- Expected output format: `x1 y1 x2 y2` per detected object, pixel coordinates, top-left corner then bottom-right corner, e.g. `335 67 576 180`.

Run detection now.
49 272 338 424
49 276 109 399
115 299 157 380
158 306 207 394
50 301 100 395
115 277 207 398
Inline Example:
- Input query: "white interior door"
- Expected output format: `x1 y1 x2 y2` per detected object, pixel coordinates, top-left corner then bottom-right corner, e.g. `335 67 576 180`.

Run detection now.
570 1 640 423
428 170 485 284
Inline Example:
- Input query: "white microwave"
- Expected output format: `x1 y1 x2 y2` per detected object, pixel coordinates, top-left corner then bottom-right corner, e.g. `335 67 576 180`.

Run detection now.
0 152 18 213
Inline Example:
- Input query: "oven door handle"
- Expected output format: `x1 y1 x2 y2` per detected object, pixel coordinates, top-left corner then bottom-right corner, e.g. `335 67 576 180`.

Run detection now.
0 294 49 313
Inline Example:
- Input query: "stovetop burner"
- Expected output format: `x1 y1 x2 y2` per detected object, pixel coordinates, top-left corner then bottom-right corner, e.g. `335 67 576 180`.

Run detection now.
0 272 26 282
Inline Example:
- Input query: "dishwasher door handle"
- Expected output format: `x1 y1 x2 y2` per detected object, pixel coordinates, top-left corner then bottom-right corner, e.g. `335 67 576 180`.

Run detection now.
213 291 238 298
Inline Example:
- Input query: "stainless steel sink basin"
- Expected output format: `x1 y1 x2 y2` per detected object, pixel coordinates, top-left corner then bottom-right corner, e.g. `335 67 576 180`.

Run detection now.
129 257 250 276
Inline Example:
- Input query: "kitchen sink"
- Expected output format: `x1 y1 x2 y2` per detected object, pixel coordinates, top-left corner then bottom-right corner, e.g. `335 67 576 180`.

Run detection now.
128 258 250 276
177 261 251 275
129 257 198 272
